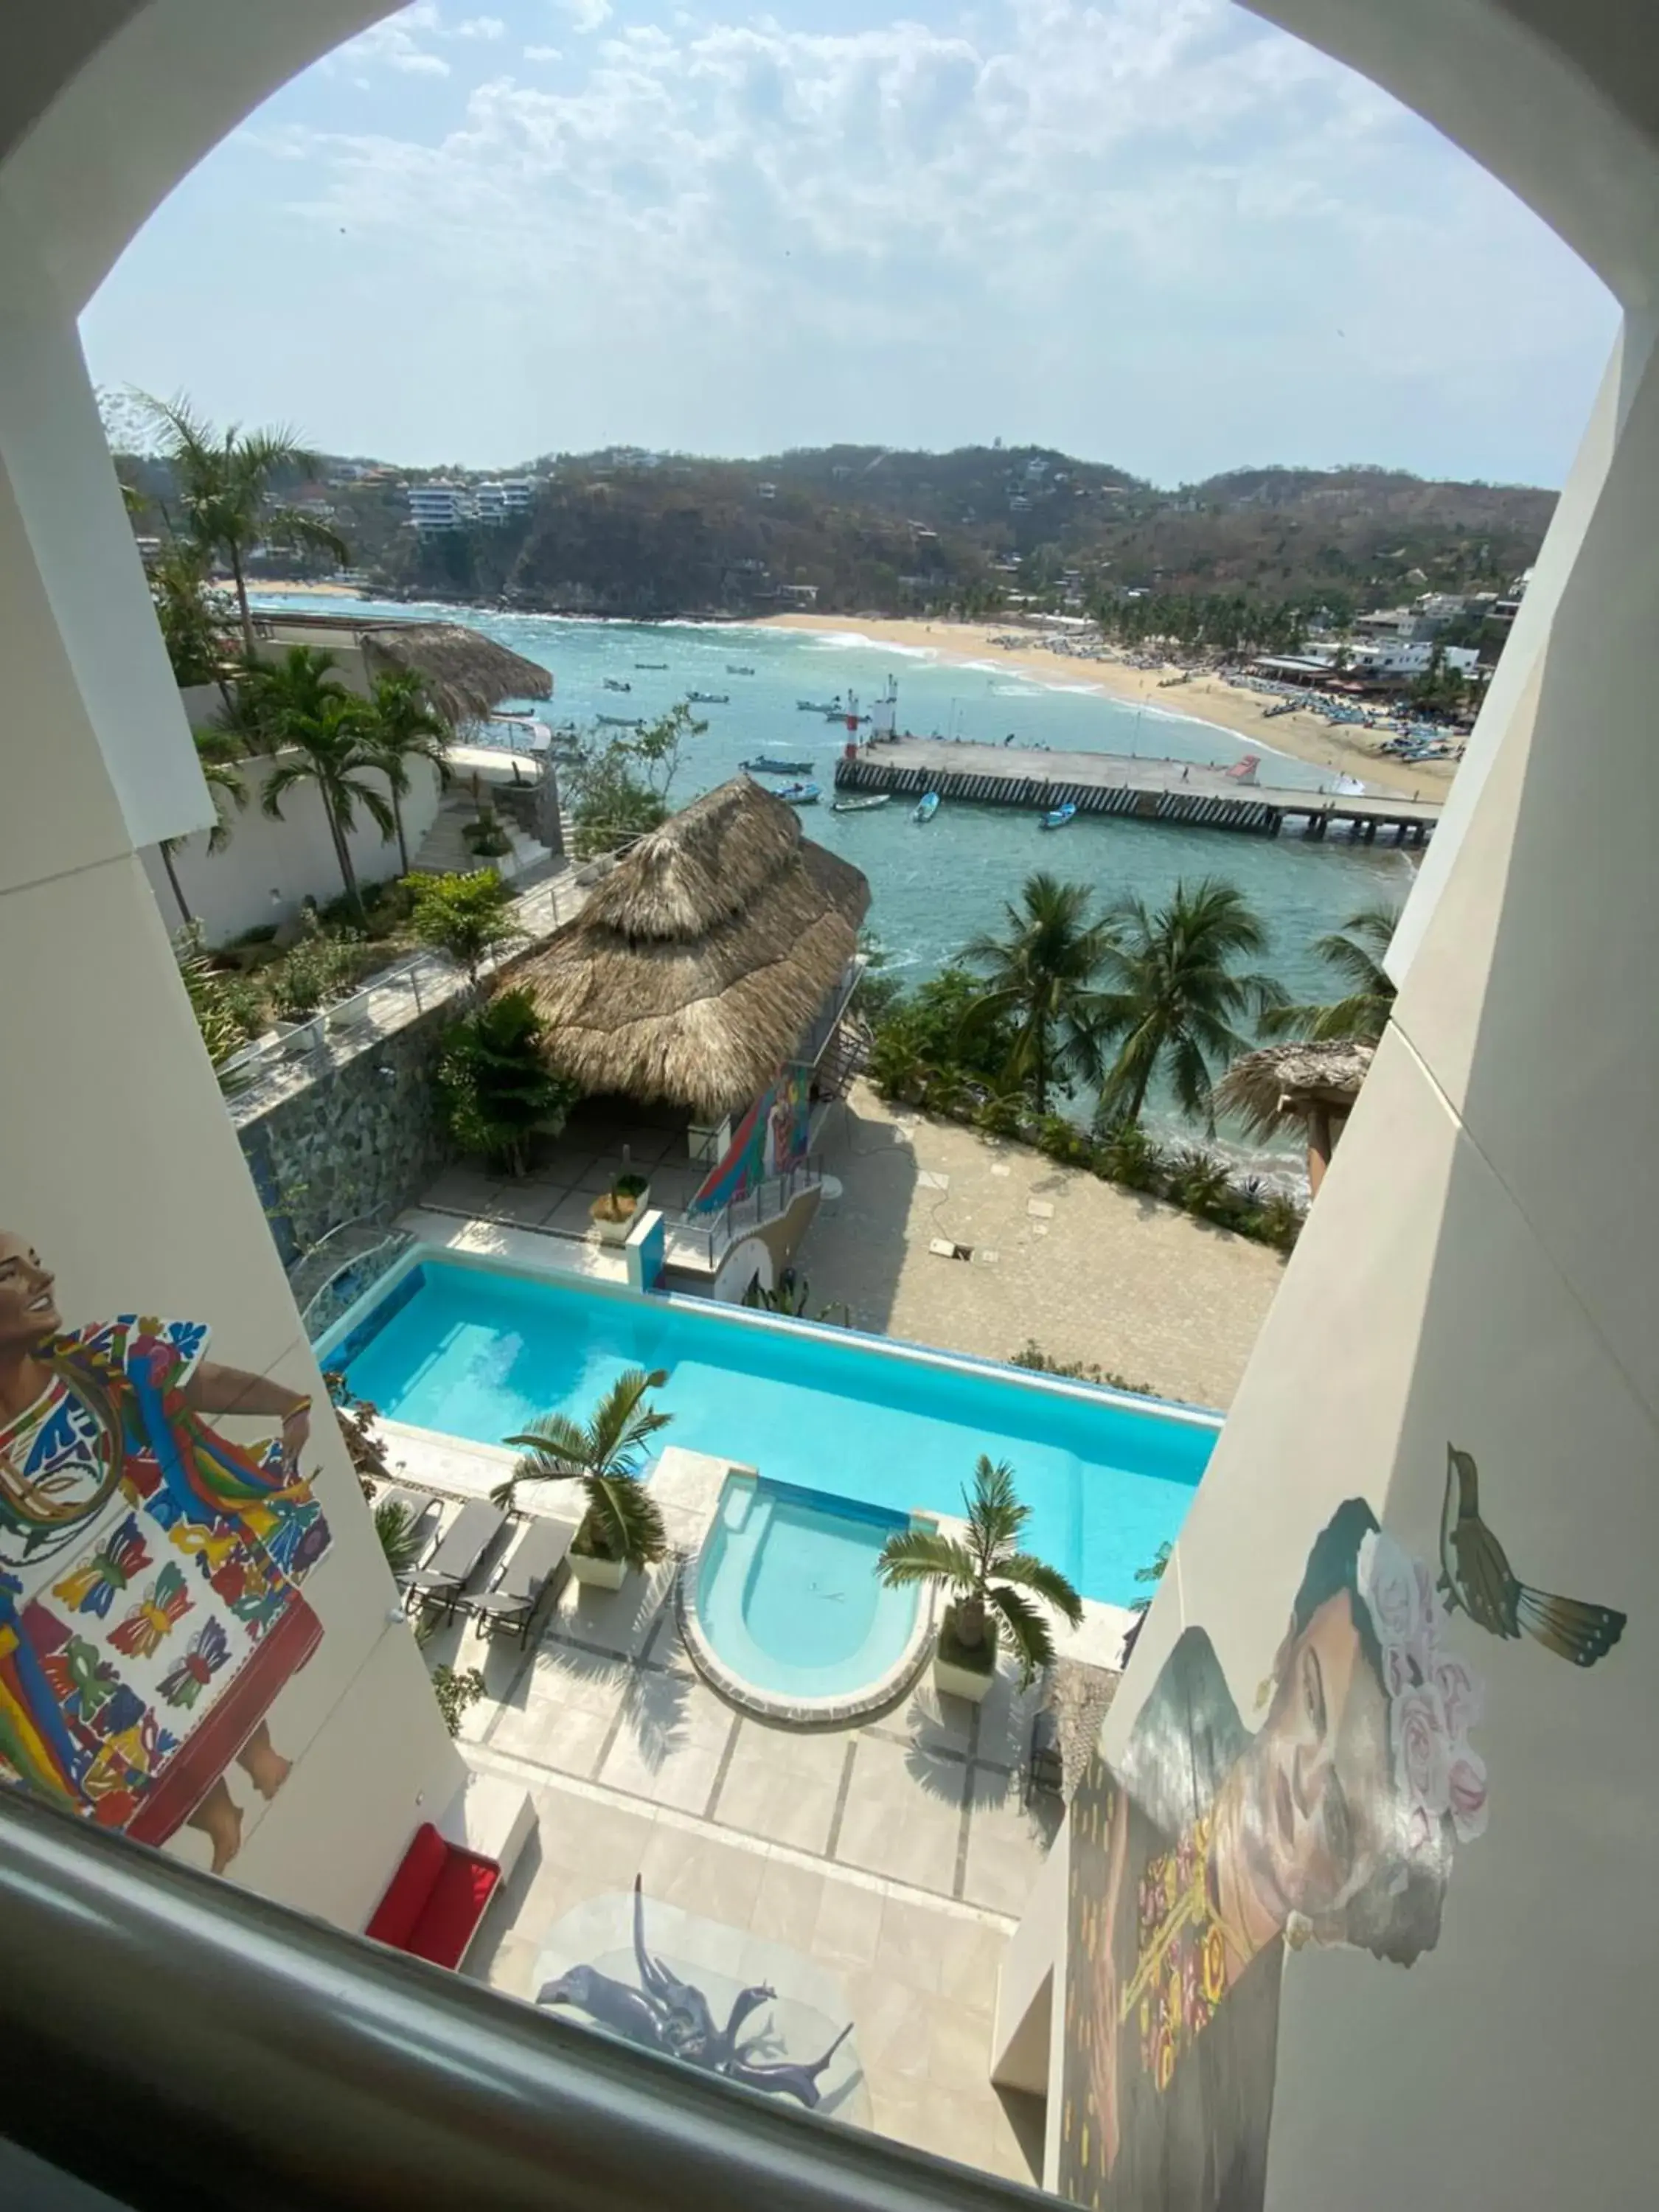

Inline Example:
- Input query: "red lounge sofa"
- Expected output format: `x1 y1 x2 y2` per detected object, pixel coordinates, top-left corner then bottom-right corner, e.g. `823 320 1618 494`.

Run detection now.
365 1821 501 1969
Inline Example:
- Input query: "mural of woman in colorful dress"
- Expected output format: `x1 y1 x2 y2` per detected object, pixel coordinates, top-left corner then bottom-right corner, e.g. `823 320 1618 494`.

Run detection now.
1059 1478 1624 2211
0 1233 330 1873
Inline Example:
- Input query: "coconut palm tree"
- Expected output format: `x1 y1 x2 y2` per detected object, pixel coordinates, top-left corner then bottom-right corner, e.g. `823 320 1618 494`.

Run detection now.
1261 901 1399 1042
137 392 349 655
238 647 394 917
1091 877 1284 1131
959 872 1113 1113
156 733 248 926
877 1456 1082 1684
493 1368 672 1573
359 669 453 874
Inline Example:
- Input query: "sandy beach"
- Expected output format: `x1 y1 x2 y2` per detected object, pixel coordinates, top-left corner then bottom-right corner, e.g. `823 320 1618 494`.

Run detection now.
759 613 1456 802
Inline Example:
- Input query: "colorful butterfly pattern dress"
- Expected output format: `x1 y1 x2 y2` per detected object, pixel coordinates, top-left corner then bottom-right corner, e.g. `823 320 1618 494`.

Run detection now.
0 1317 330 1843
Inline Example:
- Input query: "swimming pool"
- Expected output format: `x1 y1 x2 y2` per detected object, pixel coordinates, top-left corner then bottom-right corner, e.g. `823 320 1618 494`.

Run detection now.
327 1256 1218 1607
686 1475 924 1711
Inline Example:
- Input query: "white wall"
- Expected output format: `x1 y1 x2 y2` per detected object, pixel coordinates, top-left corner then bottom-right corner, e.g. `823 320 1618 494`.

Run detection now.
140 750 442 941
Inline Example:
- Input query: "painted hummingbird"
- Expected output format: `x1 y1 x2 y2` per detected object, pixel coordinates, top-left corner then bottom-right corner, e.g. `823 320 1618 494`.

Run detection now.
1439 1444 1626 1666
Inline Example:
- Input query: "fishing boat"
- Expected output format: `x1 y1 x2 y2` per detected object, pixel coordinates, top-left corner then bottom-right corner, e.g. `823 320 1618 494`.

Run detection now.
774 781 820 806
634 659 669 670
602 678 632 693
797 697 841 713
1040 801 1078 831
726 664 756 676
741 755 813 775
913 791 940 825
688 691 729 705
596 714 644 729
830 793 891 814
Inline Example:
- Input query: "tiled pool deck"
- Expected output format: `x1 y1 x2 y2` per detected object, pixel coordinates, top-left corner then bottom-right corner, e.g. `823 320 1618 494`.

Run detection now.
403 1446 1079 2182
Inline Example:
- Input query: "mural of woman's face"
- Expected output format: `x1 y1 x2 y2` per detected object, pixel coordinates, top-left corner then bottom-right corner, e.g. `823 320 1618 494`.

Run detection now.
0 1234 60 1352
1235 1590 1393 1928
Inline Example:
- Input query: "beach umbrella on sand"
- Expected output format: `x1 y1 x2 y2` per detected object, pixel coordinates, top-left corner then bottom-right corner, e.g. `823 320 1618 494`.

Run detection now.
1213 1038 1375 1195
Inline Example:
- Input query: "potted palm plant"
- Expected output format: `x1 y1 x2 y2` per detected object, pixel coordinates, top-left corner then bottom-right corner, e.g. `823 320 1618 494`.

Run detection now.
877 1456 1083 1703
590 1170 652 1246
493 1368 672 1590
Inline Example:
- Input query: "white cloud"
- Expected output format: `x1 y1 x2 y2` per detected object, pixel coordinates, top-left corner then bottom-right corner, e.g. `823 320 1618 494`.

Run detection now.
455 15 507 37
186 0 1613 477
327 4 452 78
553 0 613 34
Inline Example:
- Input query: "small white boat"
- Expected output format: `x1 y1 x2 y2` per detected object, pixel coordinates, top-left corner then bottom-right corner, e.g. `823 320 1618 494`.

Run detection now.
798 697 841 713
775 781 821 806
831 793 891 814
726 664 756 675
688 691 729 706
602 678 631 693
1041 801 1078 831
913 792 940 825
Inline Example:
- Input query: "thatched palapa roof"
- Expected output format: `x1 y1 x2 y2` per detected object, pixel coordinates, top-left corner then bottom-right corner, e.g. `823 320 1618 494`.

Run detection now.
517 777 870 1118
358 622 552 724
1213 1039 1376 1140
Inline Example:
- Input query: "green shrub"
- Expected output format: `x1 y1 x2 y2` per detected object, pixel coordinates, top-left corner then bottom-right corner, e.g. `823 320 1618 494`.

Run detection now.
406 868 520 986
1096 1119 1168 1194
430 1663 487 1737
973 1092 1026 1140
1036 1113 1093 1166
1011 1341 1159 1397
1171 1147 1233 1217
434 987 579 1176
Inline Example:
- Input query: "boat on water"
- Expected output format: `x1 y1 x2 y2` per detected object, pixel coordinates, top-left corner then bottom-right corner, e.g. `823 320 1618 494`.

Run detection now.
774 781 821 806
596 714 644 728
634 661 668 671
913 792 941 824
602 678 632 693
797 697 841 713
1041 801 1078 831
742 755 814 775
688 691 729 705
831 793 891 814
726 664 756 676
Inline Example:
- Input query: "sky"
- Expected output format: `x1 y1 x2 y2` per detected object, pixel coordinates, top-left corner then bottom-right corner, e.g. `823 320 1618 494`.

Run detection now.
81 0 1621 487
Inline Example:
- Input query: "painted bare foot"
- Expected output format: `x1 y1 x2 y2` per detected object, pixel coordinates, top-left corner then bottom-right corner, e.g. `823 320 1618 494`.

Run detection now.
187 1780 243 1874
237 1723 293 1801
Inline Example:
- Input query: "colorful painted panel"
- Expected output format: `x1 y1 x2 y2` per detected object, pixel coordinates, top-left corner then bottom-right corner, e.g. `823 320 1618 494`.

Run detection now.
0 1236 330 1875
691 1066 814 1216
1058 1455 1625 2210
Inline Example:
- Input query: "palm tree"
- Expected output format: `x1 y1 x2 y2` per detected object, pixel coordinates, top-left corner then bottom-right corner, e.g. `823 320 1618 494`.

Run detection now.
137 393 349 655
359 670 453 874
493 1369 672 1573
1091 877 1284 1130
959 873 1113 1113
157 732 248 926
877 1456 1082 1684
1262 902 1399 1042
239 647 394 917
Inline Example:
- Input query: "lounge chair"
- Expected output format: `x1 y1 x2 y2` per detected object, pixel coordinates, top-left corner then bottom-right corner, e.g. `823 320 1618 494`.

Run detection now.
469 1517 578 1647
1024 1704 1065 1806
377 1486 441 1587
404 1499 507 1624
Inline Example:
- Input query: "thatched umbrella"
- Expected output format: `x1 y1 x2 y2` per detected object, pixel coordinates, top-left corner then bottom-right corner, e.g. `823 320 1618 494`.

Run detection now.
1213 1038 1376 1193
514 777 870 1119
357 622 552 724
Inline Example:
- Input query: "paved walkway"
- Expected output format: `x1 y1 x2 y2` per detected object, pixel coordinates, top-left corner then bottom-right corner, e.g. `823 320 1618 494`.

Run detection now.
801 1082 1286 1408
414 1496 1054 2183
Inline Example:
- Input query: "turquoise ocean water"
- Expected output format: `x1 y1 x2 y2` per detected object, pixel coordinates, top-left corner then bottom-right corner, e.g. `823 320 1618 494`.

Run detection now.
257 594 1409 1167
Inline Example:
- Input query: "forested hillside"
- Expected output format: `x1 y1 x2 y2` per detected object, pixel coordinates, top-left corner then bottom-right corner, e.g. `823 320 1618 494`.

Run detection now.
184 438 1556 625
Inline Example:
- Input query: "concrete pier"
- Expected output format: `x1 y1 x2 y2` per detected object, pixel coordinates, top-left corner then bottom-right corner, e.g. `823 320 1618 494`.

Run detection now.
830 739 1441 844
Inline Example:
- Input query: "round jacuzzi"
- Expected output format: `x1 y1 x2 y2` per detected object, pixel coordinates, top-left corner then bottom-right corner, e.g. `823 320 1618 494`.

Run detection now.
679 1472 935 1723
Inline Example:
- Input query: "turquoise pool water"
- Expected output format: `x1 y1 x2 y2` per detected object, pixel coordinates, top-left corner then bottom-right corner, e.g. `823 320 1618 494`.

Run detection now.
696 1477 919 1700
332 1259 1217 1607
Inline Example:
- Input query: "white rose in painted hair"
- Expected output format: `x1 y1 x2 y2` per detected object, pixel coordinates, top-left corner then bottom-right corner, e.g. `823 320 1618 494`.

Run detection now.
1391 1683 1451 1823
1359 1529 1423 1648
